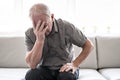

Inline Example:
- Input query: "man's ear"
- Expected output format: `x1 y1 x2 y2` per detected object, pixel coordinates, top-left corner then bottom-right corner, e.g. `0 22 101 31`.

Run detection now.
51 14 54 21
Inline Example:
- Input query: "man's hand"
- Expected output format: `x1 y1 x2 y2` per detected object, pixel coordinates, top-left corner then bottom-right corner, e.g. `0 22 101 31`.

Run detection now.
25 20 48 69
33 20 48 41
59 63 78 74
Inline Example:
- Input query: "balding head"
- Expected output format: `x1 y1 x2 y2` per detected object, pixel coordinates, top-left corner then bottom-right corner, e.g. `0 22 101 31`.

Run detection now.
29 3 51 18
29 3 54 35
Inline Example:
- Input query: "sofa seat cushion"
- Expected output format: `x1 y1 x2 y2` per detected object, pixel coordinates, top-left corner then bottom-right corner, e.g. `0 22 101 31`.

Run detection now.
0 68 28 80
0 68 107 80
78 69 106 80
99 68 120 80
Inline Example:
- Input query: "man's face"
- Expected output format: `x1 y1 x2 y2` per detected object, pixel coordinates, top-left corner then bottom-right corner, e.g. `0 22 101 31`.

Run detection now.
31 14 53 35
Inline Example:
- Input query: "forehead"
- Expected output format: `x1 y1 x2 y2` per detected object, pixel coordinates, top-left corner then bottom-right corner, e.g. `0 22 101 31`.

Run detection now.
32 14 50 22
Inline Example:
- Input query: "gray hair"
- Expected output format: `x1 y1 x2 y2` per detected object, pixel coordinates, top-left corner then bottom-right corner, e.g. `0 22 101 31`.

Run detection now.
29 3 51 17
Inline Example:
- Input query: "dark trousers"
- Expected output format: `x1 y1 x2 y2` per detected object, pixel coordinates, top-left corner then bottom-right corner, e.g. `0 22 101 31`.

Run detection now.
25 66 79 80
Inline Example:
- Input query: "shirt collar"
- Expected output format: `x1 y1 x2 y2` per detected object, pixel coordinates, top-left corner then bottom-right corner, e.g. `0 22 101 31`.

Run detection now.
53 19 58 32
47 19 58 36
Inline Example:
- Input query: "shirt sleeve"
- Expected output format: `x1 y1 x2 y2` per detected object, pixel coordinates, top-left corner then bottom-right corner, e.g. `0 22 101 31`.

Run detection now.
25 29 34 51
64 21 87 47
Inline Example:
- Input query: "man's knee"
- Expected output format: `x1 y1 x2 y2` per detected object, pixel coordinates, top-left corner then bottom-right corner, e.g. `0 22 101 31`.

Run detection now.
25 69 42 80
57 72 76 80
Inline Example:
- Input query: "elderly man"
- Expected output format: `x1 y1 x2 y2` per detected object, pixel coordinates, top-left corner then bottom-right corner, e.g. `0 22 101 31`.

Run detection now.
25 3 93 80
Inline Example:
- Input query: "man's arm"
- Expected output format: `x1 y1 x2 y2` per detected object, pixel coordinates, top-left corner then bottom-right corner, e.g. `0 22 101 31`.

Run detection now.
59 21 93 73
60 39 93 73
25 21 48 69
73 39 93 67
25 40 44 69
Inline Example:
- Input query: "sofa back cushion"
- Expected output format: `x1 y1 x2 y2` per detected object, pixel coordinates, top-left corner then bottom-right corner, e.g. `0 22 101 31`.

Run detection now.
74 37 97 69
0 37 28 68
97 36 120 68
0 36 97 68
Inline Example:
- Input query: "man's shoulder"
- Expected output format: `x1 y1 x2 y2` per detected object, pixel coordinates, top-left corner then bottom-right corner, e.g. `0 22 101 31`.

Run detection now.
56 18 71 25
25 27 33 36
56 18 73 29
56 18 75 31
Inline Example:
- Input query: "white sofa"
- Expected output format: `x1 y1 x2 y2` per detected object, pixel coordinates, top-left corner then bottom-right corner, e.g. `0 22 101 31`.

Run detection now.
0 36 120 80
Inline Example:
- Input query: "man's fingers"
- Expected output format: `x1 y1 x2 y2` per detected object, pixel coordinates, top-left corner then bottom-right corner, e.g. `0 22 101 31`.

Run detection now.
39 21 45 31
36 20 41 31
43 26 48 33
60 64 69 72
60 66 72 72
65 67 72 72
35 20 46 31
59 65 65 72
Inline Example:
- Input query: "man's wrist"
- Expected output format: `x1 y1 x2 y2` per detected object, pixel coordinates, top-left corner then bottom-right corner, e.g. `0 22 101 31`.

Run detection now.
72 61 79 68
36 39 44 44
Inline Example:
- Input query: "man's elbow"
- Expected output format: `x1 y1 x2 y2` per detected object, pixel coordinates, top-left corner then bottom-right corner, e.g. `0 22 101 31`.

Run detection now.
87 40 93 50
26 61 37 69
25 56 37 69
89 39 94 51
84 39 94 51
29 63 37 69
